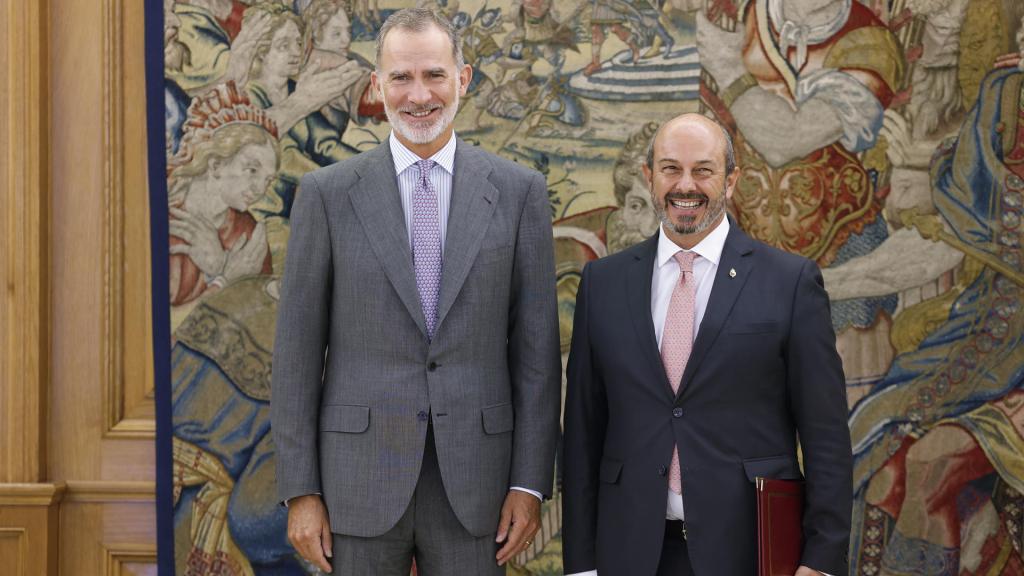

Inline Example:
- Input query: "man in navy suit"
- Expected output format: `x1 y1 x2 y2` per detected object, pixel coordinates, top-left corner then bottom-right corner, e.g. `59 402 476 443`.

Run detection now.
562 113 852 576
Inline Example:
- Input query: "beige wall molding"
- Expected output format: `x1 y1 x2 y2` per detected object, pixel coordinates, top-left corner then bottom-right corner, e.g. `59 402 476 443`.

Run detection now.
1 0 51 485
104 543 158 576
102 0 155 439
63 481 155 503
0 483 62 575
0 482 66 507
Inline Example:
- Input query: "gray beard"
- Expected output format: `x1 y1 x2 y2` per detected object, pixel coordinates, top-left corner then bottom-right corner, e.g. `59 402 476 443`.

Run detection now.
656 191 728 236
384 94 460 145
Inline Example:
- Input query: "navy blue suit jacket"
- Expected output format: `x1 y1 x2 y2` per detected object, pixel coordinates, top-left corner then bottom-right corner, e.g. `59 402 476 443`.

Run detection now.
562 223 852 576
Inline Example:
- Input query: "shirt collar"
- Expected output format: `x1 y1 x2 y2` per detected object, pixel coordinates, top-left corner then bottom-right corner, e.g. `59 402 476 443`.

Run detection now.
389 131 457 176
655 215 730 270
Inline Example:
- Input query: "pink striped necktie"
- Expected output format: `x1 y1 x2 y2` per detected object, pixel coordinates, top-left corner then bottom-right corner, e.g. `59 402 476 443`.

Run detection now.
661 250 696 494
412 159 442 339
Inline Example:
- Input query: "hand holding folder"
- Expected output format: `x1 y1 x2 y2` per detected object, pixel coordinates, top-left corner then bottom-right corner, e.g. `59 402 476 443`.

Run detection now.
755 477 804 576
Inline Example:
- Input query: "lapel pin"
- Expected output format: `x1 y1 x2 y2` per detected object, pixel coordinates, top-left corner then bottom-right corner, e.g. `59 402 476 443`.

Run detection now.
729 268 737 278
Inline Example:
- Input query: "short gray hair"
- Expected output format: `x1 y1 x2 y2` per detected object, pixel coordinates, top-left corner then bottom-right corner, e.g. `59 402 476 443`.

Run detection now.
375 8 465 72
645 115 736 176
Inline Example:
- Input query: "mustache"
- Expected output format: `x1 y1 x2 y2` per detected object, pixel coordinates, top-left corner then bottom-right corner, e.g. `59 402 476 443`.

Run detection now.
664 192 708 202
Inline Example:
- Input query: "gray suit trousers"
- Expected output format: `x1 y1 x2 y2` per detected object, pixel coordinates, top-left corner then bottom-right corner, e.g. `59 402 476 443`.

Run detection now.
330 420 505 576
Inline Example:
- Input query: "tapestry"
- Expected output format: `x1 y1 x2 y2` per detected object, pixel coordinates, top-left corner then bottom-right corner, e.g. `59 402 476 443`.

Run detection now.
152 0 1024 573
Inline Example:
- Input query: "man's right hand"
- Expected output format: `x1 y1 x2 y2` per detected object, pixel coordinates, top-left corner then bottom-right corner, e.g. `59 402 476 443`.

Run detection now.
287 494 333 573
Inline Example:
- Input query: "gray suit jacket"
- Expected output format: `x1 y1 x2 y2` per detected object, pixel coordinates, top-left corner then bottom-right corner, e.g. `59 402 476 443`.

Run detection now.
271 137 561 538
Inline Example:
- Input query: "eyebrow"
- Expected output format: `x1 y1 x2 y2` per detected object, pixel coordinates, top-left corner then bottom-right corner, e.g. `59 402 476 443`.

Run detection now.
657 158 717 166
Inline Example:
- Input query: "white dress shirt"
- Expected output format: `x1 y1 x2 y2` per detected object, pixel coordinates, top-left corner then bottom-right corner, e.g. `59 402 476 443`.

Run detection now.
568 216 830 575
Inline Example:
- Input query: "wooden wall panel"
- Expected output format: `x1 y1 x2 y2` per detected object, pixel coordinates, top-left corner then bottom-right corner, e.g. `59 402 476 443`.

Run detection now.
0 0 50 487
0 530 26 576
52 0 157 572
50 0 155 474
2 0 157 570
0 484 64 576
49 0 106 483
104 543 158 576
60 498 156 576
0 0 58 568
103 0 155 440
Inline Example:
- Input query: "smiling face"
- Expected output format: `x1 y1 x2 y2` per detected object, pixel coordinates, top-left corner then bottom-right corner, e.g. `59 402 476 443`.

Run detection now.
371 24 471 157
211 142 277 212
264 20 304 79
642 115 738 249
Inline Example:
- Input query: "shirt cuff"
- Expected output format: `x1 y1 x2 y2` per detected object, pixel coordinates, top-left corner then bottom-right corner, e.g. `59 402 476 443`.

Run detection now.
564 571 598 576
509 486 543 501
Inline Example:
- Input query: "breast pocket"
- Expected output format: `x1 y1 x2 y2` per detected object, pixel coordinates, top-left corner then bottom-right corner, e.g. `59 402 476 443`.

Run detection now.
475 243 513 266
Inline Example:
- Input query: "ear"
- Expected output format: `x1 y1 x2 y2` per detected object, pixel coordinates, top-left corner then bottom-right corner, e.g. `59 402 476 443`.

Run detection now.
724 166 739 201
209 157 223 178
370 69 384 100
457 63 472 96
641 162 653 191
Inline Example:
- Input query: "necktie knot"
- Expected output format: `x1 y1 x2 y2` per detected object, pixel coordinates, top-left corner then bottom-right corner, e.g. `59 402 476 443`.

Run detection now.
673 250 696 274
416 159 435 181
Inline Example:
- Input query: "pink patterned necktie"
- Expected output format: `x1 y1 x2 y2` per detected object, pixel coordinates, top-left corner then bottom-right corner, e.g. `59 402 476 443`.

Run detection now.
661 250 696 494
412 159 442 339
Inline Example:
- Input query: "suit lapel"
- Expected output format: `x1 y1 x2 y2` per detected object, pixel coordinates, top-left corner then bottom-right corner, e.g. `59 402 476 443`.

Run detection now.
435 139 500 330
626 235 676 400
350 143 429 338
678 223 755 402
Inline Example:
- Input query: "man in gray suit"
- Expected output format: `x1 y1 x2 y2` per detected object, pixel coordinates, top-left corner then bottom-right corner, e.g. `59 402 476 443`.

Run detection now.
270 8 561 575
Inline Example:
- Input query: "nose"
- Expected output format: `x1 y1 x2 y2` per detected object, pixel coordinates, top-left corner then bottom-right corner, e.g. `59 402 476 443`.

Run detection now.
407 78 432 105
676 171 698 193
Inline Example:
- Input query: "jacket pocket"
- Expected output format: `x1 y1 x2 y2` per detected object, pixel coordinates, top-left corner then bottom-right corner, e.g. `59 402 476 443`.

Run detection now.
600 458 623 484
742 455 802 482
481 403 514 434
320 404 370 433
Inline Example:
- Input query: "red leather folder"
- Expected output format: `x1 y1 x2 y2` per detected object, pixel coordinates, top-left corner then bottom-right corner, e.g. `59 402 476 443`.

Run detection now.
756 477 804 576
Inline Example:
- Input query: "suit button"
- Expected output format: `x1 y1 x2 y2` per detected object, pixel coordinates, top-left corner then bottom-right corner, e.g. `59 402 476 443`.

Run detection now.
417 410 428 422
672 407 683 418
427 361 438 372
658 466 667 476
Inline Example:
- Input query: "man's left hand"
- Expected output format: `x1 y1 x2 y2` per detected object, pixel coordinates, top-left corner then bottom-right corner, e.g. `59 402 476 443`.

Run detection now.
795 566 824 576
494 490 540 566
